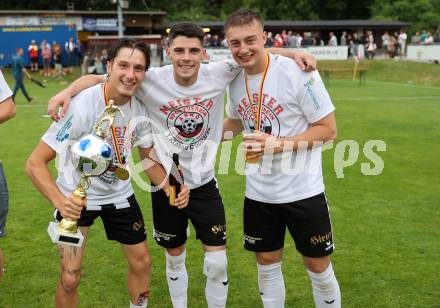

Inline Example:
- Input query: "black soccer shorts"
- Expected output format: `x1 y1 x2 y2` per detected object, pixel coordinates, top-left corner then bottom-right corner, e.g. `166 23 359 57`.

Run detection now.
243 192 334 258
151 179 226 248
56 194 146 245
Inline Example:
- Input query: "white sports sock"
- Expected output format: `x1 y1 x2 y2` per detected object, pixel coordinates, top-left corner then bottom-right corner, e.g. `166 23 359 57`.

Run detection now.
257 261 285 308
166 250 188 308
204 250 229 308
130 301 147 308
307 263 341 308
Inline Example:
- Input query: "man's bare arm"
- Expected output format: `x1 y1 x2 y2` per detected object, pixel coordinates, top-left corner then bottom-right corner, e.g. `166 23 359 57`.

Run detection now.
48 74 105 121
0 97 16 124
25 141 85 219
222 118 243 141
267 47 317 71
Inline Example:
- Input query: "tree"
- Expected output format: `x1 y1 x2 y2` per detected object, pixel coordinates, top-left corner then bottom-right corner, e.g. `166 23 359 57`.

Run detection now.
371 0 440 33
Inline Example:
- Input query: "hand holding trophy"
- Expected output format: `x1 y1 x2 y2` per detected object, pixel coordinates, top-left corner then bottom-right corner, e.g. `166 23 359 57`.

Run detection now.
47 102 123 247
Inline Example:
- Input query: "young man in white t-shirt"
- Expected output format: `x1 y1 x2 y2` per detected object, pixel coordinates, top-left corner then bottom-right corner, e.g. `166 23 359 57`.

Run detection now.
45 24 317 308
26 39 188 308
0 70 16 283
223 10 341 308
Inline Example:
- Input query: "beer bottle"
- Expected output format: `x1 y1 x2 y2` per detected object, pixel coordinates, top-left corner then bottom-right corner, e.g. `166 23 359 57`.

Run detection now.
169 153 183 206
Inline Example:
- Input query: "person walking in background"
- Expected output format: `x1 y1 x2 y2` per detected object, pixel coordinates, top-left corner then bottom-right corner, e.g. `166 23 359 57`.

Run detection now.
28 40 39 72
0 69 16 283
41 40 52 77
64 37 76 74
12 48 33 103
52 42 63 77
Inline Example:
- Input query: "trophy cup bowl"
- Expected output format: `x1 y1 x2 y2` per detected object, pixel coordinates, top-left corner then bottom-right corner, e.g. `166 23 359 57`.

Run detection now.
48 104 121 247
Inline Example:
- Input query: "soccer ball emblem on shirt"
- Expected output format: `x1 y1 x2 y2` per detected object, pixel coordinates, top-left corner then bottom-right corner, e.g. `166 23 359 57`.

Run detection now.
181 118 198 133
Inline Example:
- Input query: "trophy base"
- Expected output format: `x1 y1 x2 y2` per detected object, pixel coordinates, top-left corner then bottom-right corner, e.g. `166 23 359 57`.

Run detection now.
48 221 84 247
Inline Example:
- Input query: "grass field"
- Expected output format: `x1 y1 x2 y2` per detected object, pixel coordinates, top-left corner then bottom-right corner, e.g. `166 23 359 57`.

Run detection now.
0 60 439 307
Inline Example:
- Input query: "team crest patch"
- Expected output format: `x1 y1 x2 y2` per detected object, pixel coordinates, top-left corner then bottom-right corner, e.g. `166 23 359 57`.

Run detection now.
166 104 211 150
242 105 281 136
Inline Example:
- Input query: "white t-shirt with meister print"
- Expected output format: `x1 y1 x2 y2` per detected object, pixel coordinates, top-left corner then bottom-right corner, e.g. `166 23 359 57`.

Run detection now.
137 60 240 189
43 84 152 206
0 70 12 103
226 54 335 203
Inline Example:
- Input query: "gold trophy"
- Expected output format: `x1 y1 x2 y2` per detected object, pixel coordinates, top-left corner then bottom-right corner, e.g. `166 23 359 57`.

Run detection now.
47 103 123 247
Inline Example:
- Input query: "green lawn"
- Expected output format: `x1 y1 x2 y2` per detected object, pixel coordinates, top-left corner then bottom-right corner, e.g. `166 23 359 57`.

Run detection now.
0 61 439 307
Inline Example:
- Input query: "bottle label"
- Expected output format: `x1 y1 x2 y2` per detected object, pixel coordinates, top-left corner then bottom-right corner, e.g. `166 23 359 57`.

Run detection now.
169 186 176 206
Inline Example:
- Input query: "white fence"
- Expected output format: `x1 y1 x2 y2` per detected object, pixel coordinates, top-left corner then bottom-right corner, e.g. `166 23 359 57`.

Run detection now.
407 45 440 61
163 46 350 64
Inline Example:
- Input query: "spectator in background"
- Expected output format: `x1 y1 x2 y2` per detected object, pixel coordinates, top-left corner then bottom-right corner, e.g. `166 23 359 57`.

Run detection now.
420 31 427 44
348 38 354 58
382 31 390 52
65 37 76 74
273 33 284 47
0 69 16 284
281 29 288 45
98 49 109 74
12 48 33 103
434 31 440 44
221 36 228 47
52 42 63 77
86 51 97 74
398 30 407 57
266 31 274 47
287 32 298 48
340 31 347 46
365 39 377 60
302 32 310 47
203 33 212 47
313 32 323 46
76 39 85 72
28 40 39 72
328 32 338 46
424 32 434 45
388 34 397 58
295 32 303 48
210 34 221 47
411 31 421 45
41 40 52 77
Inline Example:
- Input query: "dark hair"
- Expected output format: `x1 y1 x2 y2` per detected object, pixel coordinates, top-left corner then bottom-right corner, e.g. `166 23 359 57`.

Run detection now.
168 23 205 46
224 9 264 34
107 38 151 71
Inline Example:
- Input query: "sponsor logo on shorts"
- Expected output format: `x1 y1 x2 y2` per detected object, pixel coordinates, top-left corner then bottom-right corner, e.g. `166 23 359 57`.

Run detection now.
153 229 176 242
244 234 262 245
310 232 332 245
211 224 226 234
132 220 144 232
